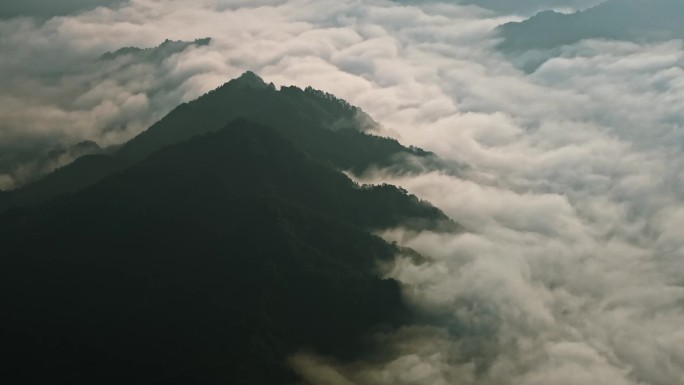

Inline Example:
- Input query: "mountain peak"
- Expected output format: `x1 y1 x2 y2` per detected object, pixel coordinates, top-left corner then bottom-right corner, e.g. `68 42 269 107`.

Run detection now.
0 72 442 211
232 71 270 89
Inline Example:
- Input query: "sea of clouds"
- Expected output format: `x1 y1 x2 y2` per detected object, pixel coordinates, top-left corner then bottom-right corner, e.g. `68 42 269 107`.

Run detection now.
2 1 683 384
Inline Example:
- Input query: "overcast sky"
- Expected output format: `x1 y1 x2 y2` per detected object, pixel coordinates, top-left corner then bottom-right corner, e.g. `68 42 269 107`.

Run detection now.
2 1 684 384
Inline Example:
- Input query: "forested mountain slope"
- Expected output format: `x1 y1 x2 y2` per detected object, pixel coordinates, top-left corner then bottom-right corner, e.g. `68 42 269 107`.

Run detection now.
1 121 454 384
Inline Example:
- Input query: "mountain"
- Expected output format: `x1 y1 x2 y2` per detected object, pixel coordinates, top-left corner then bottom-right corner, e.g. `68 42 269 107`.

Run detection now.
497 0 684 53
0 0 124 19
100 38 212 61
1 140 103 189
0 72 444 211
465 0 603 14
1 119 455 384
393 0 603 15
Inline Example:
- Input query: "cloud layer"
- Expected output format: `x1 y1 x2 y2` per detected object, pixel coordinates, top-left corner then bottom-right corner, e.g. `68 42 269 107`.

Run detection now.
2 1 684 385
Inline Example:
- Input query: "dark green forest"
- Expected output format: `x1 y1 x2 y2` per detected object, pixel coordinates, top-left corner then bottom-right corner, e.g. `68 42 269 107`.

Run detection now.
1 75 457 384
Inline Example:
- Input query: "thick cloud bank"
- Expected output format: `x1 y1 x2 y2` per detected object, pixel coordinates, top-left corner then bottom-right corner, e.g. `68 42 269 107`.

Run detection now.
2 1 684 385
0 20 215 188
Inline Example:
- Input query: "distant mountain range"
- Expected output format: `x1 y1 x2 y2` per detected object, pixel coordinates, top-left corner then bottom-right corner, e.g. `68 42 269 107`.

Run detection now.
0 0 124 19
100 38 212 61
392 0 603 15
1 72 459 384
497 0 684 52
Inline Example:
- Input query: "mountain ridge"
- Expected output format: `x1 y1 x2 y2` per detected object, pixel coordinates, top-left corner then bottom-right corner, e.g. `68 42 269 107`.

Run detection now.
0 72 446 212
497 0 684 53
1 118 450 384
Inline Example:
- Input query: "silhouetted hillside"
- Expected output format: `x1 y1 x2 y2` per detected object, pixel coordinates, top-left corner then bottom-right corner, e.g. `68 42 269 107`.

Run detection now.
0 72 442 211
117 71 431 172
1 120 453 384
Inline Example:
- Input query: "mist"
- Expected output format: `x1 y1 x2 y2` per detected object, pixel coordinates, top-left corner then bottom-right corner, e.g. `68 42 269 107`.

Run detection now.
2 1 683 384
